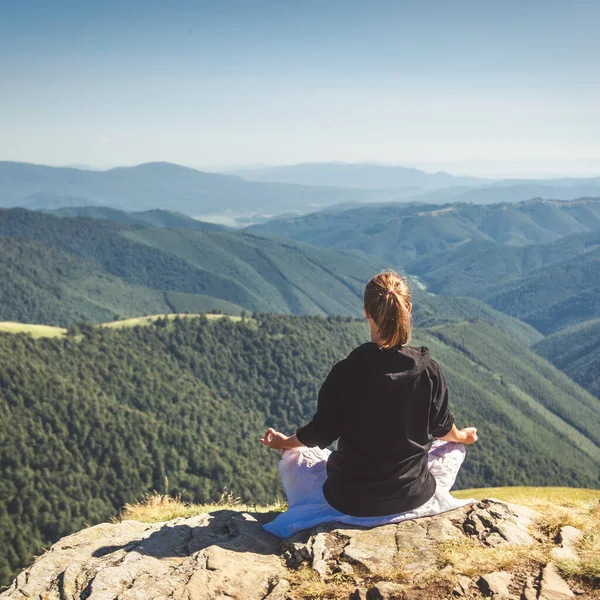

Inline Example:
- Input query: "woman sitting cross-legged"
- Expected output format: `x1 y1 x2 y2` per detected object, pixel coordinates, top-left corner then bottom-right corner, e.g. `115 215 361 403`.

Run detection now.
260 270 478 538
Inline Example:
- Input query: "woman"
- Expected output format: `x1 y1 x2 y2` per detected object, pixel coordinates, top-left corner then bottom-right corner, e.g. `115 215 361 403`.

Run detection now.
260 270 478 537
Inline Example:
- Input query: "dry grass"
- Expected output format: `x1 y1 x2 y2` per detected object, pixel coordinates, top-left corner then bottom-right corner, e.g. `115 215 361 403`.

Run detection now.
556 533 600 583
531 502 592 538
573 529 600 581
552 501 600 584
288 566 355 600
453 486 600 504
452 488 600 585
287 551 411 599
437 537 550 577
119 489 286 523
361 564 410 586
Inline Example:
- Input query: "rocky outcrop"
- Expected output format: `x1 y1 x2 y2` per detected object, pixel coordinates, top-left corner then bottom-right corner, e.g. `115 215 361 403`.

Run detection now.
0 499 586 600
0 512 284 600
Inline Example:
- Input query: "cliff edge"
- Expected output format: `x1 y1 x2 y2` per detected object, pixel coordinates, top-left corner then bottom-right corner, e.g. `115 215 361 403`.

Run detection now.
1 498 597 600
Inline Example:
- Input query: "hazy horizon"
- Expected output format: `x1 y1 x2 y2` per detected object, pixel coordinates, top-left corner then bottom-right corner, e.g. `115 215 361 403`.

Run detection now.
6 159 599 181
2 0 599 178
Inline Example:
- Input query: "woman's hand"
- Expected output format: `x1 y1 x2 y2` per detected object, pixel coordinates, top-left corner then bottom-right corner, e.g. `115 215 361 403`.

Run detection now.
459 427 478 444
260 428 304 451
440 424 478 444
260 428 290 450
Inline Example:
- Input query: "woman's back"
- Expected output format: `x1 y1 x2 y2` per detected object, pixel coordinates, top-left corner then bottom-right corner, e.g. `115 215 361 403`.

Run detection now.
304 342 454 517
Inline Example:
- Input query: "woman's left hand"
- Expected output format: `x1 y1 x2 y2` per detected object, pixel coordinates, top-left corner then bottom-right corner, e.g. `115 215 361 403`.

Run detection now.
259 427 290 450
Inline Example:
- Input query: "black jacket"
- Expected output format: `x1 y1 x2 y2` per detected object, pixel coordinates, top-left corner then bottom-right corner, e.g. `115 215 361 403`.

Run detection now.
296 342 454 517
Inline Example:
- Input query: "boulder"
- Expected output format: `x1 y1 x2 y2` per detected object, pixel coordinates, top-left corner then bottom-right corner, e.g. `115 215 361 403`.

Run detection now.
0 511 285 600
521 576 538 600
463 499 536 546
1 498 562 600
366 581 405 599
476 571 514 599
452 574 471 596
551 526 583 563
538 563 575 600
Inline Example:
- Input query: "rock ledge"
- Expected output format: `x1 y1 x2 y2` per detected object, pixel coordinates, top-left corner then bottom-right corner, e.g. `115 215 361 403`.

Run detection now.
0 499 586 600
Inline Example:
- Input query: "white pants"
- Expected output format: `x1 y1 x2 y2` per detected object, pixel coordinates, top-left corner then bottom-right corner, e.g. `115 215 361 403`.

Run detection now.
263 440 474 538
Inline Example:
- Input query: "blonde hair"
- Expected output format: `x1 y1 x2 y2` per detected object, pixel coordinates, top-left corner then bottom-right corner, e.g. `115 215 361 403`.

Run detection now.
363 270 412 349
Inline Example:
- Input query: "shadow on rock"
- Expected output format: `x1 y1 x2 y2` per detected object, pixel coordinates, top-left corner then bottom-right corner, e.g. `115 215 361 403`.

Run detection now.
92 509 282 560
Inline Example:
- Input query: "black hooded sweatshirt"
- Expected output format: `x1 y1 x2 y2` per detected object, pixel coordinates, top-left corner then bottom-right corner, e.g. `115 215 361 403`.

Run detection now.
296 342 454 517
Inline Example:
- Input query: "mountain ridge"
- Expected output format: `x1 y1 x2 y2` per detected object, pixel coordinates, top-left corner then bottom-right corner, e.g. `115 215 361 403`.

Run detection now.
233 161 488 189
3 161 600 218
0 161 387 215
0 208 546 345
45 206 227 230
249 197 600 263
0 208 390 322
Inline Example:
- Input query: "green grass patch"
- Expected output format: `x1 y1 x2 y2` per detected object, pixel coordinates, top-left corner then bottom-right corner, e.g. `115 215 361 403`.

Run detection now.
100 313 246 329
0 322 67 338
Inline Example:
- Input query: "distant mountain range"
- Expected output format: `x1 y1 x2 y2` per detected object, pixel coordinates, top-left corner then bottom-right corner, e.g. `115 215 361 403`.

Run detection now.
235 163 600 204
2 161 600 218
0 161 383 215
424 181 600 205
249 197 600 260
233 162 487 189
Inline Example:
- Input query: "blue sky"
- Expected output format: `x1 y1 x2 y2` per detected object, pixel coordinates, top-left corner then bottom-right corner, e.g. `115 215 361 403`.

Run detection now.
1 0 599 176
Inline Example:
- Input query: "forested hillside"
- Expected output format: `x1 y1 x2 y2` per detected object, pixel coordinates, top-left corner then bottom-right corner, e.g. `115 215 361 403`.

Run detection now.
534 319 600 398
0 236 194 324
249 199 600 339
249 197 600 262
0 209 389 323
463 251 600 334
0 315 598 586
47 206 227 230
407 233 600 334
409 232 600 295
0 208 549 341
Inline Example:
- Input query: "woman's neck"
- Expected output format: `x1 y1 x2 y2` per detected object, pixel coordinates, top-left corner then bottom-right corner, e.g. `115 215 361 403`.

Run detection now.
369 320 381 345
